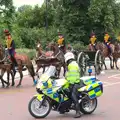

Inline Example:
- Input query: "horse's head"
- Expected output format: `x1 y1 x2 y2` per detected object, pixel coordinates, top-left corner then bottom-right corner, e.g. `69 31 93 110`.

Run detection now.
36 42 42 51
48 42 58 51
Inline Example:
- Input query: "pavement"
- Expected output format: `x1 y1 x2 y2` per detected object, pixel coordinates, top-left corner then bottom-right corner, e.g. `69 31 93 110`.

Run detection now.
0 59 120 120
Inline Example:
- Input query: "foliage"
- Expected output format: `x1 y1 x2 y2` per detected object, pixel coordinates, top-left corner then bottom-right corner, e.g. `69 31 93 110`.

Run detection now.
0 0 120 49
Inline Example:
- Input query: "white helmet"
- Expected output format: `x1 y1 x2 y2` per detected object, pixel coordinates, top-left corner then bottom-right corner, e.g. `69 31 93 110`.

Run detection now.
64 52 75 63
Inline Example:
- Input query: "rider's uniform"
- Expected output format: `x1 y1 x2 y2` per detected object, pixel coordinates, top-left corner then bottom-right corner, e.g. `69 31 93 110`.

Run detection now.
104 33 111 51
57 37 66 53
6 35 15 57
5 34 18 68
104 33 112 54
90 34 97 50
90 35 96 45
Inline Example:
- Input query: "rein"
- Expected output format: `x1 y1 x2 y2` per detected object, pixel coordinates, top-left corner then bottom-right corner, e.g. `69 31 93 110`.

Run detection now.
54 50 60 58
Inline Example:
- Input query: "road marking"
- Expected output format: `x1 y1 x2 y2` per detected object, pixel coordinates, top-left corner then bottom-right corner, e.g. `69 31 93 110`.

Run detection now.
104 81 120 87
103 82 110 85
108 74 120 78
111 77 120 79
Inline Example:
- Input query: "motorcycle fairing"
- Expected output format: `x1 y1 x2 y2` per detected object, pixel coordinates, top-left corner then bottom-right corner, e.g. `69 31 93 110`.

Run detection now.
34 94 44 101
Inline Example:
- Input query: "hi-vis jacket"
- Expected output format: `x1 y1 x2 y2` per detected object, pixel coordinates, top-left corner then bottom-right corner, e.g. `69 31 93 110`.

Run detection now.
65 61 80 84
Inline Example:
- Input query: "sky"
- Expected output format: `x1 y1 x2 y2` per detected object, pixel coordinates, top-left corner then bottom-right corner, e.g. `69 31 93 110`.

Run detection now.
13 0 44 8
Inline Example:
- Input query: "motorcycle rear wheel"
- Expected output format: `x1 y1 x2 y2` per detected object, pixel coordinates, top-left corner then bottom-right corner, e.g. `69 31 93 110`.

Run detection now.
80 97 97 114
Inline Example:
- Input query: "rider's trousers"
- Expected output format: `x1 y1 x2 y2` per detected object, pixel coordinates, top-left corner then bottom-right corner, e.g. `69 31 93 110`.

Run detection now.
70 82 83 112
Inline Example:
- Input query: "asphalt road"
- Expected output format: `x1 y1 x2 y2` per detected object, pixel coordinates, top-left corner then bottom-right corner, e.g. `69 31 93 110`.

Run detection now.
0 60 120 120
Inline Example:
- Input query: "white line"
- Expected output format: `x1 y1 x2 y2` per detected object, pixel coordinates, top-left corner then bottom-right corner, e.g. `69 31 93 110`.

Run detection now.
108 74 120 78
103 82 111 84
111 77 120 79
104 81 120 87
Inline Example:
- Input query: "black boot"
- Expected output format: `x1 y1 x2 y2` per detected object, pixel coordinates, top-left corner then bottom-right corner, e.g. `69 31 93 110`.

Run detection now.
74 111 81 118
74 104 82 118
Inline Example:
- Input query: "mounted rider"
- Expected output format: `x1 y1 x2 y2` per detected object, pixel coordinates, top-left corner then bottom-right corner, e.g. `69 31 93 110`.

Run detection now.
104 32 112 55
64 52 83 118
57 32 66 54
4 29 18 70
89 31 97 50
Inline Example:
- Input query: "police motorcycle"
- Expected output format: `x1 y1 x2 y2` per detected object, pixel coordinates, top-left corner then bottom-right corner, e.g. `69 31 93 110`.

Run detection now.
28 66 103 118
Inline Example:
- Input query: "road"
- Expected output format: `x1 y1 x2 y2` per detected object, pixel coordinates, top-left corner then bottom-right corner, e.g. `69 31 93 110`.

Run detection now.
0 60 120 120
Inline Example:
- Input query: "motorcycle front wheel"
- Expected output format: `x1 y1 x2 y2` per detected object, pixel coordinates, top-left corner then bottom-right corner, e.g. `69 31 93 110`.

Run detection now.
80 97 97 114
28 96 51 118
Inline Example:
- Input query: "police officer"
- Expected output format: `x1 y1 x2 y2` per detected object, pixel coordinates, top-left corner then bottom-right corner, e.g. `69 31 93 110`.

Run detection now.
64 52 82 118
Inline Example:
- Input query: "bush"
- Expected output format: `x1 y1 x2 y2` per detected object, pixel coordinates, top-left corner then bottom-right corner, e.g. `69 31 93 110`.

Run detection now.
16 48 36 60
73 43 87 51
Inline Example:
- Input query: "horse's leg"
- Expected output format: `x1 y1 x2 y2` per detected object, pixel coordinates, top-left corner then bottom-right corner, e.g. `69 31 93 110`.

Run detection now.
16 65 23 87
27 64 36 85
0 69 8 88
0 69 4 88
112 57 115 69
11 70 15 86
109 56 113 69
57 66 61 78
114 58 119 69
0 75 4 88
42 66 45 73
63 64 66 76
6 72 10 87
103 59 107 70
17 70 23 87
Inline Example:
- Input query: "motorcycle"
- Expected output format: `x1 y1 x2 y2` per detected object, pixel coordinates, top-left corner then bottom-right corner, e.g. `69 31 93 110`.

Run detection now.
28 66 103 118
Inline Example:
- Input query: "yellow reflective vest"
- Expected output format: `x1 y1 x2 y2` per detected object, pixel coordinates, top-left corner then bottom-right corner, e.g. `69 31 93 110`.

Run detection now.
65 61 80 84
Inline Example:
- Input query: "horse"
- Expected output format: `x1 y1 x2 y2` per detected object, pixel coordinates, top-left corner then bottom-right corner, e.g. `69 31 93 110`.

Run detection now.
112 41 120 69
35 42 53 75
88 42 115 69
0 44 36 87
0 44 14 88
48 42 66 77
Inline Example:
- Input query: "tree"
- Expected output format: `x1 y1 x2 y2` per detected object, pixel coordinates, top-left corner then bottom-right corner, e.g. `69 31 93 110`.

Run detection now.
0 0 15 31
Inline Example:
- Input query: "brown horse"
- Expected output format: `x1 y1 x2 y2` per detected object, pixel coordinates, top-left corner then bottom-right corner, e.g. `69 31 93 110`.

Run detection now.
35 42 53 74
88 42 114 69
112 41 120 69
0 44 36 87
0 44 14 88
48 42 66 77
